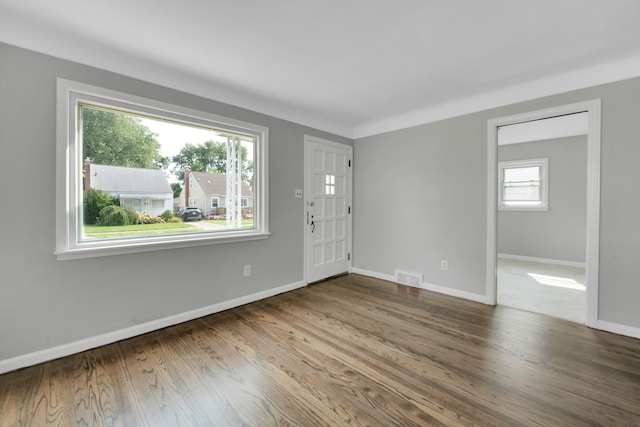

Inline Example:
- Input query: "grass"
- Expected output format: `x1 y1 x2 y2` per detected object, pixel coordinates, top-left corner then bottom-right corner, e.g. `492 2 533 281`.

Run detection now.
83 218 254 238
83 222 196 238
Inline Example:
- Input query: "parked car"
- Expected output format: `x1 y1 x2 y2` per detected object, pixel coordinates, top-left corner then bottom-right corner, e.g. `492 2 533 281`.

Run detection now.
176 207 202 221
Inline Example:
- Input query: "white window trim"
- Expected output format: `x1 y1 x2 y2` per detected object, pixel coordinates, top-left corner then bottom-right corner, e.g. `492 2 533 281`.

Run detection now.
56 78 269 260
498 158 548 211
211 197 220 208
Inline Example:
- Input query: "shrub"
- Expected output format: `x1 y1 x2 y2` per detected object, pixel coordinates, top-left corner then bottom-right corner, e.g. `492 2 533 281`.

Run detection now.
167 217 183 223
126 209 139 224
84 188 119 225
138 212 165 224
159 210 174 222
98 205 138 226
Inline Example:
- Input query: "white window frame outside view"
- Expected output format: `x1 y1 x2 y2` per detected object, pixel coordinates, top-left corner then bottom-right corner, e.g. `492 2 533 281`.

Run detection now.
498 158 548 211
56 79 269 260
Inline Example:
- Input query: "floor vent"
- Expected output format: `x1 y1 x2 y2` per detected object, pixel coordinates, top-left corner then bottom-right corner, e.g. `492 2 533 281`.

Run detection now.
395 270 422 288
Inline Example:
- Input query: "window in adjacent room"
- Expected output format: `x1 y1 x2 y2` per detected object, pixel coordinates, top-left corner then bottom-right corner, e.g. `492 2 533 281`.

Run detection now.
498 158 548 210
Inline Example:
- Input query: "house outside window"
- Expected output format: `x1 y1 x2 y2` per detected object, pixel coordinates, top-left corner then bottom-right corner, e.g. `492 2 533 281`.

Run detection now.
499 158 548 211
56 78 269 260
211 197 220 208
241 198 248 207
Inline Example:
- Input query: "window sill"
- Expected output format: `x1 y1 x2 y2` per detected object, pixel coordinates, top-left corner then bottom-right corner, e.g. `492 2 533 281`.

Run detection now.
56 231 271 261
498 206 549 212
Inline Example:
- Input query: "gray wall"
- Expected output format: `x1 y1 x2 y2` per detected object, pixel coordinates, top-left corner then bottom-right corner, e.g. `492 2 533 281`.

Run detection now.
353 75 640 330
0 43 351 361
497 136 587 263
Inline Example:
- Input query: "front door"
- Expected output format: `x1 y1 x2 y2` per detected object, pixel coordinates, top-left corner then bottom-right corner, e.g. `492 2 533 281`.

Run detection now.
305 136 352 283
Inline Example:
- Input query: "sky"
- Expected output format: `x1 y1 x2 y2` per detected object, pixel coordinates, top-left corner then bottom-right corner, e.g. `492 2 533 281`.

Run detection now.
141 117 215 183
140 117 216 158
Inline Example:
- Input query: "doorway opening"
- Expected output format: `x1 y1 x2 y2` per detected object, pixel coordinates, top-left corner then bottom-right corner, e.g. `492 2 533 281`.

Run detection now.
497 114 587 323
486 100 601 327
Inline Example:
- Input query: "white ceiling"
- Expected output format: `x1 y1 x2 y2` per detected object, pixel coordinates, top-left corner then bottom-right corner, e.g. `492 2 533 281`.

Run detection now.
2 0 640 139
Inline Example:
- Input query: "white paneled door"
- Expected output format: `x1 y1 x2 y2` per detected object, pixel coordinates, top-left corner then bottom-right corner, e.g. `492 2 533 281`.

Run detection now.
305 136 352 283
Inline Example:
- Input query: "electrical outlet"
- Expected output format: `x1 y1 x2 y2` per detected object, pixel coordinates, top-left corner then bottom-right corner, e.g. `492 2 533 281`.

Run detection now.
441 260 448 271
243 265 251 277
295 189 303 198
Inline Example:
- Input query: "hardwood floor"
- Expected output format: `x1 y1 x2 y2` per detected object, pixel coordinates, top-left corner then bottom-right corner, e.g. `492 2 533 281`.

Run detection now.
1 274 640 426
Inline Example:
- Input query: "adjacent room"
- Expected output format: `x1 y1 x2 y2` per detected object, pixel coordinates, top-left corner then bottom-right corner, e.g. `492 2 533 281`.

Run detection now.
496 114 589 324
1 1 640 425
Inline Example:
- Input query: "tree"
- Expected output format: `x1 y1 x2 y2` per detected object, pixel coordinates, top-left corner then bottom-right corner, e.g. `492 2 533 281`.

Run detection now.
82 106 167 169
243 160 254 188
171 140 252 187
171 182 182 198
83 188 119 225
171 141 228 180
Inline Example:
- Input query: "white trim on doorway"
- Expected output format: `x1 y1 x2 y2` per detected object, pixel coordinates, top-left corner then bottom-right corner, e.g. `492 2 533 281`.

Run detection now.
486 99 601 328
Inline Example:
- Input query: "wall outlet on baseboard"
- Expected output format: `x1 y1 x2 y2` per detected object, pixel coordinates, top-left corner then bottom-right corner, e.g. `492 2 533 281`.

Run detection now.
441 260 449 271
243 265 251 277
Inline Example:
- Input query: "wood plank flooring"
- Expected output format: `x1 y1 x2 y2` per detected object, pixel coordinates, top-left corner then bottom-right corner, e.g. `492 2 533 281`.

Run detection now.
1 273 640 426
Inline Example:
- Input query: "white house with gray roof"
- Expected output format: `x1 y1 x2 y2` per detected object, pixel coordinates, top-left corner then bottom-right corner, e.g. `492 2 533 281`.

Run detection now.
85 160 173 216
184 171 253 218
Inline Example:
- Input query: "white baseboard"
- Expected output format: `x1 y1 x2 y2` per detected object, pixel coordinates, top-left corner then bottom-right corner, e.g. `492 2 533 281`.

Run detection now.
351 268 489 304
595 320 640 340
352 268 640 340
421 281 490 304
350 267 395 283
7 273 636 375
0 280 307 375
498 253 586 268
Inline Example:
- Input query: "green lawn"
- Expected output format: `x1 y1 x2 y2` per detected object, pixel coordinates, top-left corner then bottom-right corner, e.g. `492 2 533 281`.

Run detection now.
83 219 254 238
84 222 197 238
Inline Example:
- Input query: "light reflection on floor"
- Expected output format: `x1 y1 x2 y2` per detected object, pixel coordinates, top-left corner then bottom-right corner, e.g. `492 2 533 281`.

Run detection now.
498 257 586 324
527 272 586 291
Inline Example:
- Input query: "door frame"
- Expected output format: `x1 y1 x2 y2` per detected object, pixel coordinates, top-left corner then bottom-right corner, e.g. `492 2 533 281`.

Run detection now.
303 135 353 284
486 99 601 327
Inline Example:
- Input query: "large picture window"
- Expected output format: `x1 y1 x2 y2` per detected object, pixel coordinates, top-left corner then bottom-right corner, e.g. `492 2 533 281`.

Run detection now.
498 158 548 211
56 79 269 259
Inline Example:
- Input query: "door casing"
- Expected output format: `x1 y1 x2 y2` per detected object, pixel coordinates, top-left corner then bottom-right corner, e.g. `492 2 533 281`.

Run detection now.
486 100 601 327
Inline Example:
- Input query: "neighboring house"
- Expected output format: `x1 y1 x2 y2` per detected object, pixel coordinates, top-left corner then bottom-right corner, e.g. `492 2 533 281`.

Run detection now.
183 170 253 218
84 159 173 217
